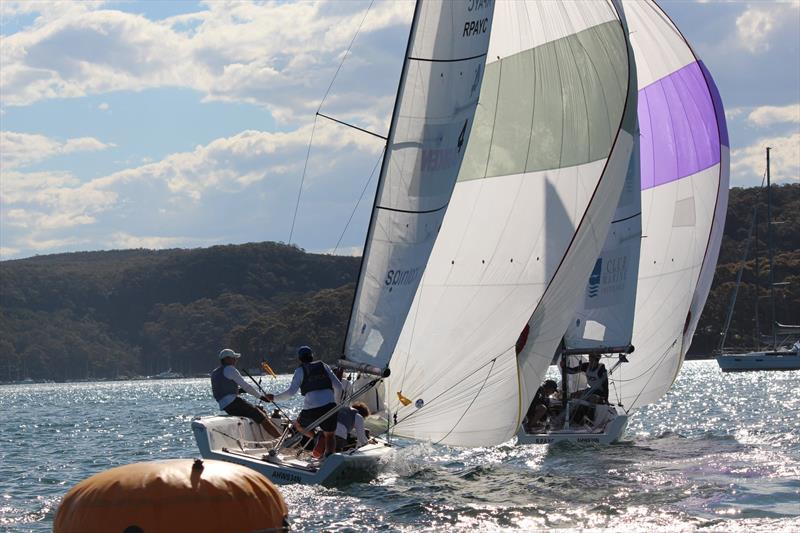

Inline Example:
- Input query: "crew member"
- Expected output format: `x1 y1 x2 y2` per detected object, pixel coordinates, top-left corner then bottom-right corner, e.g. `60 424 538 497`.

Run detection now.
562 353 609 403
211 348 281 437
266 346 342 458
523 379 558 432
335 401 370 451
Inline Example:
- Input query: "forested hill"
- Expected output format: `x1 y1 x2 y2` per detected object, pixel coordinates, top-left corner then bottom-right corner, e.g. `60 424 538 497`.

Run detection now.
1 185 798 382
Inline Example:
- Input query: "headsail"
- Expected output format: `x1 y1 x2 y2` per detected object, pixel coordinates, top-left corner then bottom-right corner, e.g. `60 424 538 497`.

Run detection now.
344 0 495 371
611 0 729 409
564 132 642 353
386 0 639 446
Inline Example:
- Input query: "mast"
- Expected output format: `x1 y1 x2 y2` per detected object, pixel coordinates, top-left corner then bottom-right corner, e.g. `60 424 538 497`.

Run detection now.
766 146 776 351
754 204 760 349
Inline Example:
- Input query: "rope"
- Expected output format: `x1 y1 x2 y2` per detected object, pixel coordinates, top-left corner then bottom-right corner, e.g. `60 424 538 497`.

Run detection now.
434 357 497 445
287 0 375 244
623 339 677 412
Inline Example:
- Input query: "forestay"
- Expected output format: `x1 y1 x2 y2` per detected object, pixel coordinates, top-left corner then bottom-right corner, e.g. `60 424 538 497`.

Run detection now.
344 0 495 371
386 0 638 447
611 0 729 409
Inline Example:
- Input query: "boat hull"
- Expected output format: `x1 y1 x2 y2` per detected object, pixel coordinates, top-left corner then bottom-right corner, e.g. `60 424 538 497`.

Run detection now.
716 351 800 372
515 405 628 445
192 416 392 486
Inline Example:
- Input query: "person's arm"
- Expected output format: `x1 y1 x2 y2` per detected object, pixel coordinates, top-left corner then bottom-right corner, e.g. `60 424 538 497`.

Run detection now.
324 364 343 398
223 366 262 398
272 368 303 402
353 414 368 446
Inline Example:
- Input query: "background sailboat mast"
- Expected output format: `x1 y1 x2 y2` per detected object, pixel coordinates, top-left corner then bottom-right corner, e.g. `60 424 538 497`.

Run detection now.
766 146 776 350
341 1 422 359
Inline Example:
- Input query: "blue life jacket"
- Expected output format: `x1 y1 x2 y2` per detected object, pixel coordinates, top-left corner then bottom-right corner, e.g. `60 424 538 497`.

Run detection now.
211 365 238 401
300 361 332 395
337 407 357 433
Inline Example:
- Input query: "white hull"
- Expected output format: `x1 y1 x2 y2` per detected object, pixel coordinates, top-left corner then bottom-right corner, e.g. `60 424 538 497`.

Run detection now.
516 405 628 445
192 416 392 486
716 350 800 372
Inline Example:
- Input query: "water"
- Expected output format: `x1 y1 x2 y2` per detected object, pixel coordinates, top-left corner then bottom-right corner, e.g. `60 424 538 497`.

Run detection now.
1 360 798 532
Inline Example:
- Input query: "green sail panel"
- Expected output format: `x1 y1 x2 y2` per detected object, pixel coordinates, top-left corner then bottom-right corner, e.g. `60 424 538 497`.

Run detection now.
459 20 627 182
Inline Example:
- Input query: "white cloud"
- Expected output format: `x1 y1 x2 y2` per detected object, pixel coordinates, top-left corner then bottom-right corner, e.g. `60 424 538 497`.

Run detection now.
1 123 383 258
747 103 800 127
0 131 114 169
1 1 412 125
735 3 799 54
730 132 800 186
98 102 110 111
0 247 21 260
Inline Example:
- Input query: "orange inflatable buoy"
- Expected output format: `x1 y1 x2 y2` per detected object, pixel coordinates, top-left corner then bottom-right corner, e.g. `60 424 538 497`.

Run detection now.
53 459 288 533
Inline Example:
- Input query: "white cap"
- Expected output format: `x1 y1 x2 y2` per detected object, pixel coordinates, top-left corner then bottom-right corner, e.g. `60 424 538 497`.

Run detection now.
219 348 241 360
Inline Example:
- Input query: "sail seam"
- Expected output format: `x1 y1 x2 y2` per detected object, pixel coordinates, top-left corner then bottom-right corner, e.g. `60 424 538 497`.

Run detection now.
407 53 487 63
375 203 448 215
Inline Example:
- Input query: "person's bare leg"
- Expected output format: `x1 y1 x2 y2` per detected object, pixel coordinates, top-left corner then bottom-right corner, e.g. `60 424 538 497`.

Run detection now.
293 420 314 438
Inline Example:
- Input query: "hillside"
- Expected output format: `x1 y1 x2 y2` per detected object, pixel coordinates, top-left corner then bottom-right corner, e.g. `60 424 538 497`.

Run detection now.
1 184 798 381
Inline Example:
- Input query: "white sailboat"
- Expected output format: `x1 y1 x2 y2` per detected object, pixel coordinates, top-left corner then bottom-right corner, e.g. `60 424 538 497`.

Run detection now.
193 0 496 485
717 148 800 372
606 0 729 413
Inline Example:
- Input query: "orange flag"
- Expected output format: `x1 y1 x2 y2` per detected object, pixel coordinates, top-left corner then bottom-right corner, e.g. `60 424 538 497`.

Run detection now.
396 391 412 406
261 361 277 379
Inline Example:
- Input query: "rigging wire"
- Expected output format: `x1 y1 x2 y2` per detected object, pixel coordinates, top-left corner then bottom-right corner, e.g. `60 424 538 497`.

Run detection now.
332 147 385 254
287 0 376 245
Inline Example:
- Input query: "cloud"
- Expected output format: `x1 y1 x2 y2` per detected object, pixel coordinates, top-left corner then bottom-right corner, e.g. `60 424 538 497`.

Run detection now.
735 3 799 54
98 102 110 111
747 103 800 127
1 1 412 126
0 131 115 169
1 122 384 258
730 132 800 186
0 247 21 260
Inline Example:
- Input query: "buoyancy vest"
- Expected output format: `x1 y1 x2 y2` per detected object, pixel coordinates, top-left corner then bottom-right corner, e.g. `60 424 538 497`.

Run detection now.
337 407 357 433
299 361 332 395
585 363 609 399
211 366 238 401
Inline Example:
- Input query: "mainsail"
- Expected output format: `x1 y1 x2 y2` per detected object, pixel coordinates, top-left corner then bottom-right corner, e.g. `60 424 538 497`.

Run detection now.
343 0 495 371
611 0 729 409
386 0 639 446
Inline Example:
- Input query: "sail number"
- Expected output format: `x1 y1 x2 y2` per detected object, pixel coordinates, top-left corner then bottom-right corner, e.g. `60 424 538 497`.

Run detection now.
467 0 491 12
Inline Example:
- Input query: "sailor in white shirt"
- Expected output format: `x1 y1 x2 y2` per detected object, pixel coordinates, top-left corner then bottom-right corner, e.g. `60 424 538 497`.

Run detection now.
266 346 342 458
335 402 370 451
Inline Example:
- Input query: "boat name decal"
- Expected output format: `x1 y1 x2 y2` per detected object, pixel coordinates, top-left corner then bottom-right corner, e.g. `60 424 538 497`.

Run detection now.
467 0 491 12
271 470 302 483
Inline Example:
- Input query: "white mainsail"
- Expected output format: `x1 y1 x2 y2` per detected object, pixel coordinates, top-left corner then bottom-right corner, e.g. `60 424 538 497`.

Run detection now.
344 0 495 371
385 0 639 447
564 133 641 352
611 0 729 409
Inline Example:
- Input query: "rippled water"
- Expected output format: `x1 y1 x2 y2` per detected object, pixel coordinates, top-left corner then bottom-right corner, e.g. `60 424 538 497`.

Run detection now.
1 361 798 532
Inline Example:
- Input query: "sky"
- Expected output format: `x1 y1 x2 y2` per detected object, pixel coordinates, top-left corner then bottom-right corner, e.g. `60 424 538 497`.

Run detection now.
1 0 798 261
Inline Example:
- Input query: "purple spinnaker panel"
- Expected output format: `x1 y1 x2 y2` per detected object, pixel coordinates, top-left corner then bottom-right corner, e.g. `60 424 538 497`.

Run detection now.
639 61 721 190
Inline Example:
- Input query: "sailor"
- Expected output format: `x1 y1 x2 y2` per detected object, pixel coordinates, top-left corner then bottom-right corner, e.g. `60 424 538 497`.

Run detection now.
562 353 609 403
335 401 370 451
523 379 558 431
211 348 281 437
265 346 342 458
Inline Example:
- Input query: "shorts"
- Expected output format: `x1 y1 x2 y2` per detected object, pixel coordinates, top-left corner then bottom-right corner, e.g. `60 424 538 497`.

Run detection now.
298 403 338 432
223 397 266 423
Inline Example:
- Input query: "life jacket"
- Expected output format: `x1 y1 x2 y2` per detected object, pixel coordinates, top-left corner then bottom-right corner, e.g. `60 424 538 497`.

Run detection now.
586 365 603 387
337 407 358 433
299 361 332 395
211 366 238 401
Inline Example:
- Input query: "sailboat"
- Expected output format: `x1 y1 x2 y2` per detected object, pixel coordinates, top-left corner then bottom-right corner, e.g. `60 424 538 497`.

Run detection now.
192 0 497 485
600 0 728 415
717 147 800 372
518 0 731 444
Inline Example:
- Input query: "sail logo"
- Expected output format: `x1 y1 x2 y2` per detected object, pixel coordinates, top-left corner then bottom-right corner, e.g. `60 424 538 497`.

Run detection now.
385 267 421 292
587 258 602 298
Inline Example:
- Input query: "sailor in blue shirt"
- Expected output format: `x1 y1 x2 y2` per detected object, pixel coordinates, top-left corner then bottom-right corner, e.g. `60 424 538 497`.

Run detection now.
266 346 342 458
